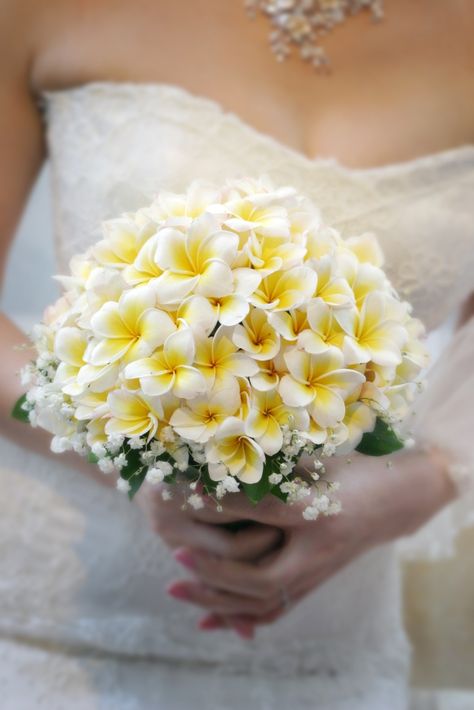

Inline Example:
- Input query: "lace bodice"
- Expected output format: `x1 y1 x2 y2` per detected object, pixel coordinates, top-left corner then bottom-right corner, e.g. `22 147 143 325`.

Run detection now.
0 81 472 708
40 82 474 332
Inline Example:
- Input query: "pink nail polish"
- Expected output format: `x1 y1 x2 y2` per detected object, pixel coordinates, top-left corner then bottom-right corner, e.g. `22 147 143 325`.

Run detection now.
166 583 190 600
233 623 255 640
198 617 222 631
173 548 196 571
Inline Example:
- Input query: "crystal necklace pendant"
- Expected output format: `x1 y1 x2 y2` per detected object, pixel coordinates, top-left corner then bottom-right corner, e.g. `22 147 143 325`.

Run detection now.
245 0 385 72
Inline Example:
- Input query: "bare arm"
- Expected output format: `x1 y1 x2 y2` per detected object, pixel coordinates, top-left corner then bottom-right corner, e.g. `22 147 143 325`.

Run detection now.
0 2 113 486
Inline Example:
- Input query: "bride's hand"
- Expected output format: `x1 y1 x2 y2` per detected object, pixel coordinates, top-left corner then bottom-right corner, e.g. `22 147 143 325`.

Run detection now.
134 480 282 636
167 447 455 636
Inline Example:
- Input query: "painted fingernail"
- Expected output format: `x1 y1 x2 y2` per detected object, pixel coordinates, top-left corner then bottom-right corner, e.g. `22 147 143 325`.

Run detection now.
198 616 223 631
166 582 190 600
233 622 255 640
173 548 196 571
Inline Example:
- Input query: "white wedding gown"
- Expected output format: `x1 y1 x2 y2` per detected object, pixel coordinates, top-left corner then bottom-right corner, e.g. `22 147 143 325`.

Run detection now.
1 82 473 710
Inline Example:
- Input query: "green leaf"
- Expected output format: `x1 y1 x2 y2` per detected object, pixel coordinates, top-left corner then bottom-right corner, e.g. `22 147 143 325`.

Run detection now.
117 448 147 500
127 468 148 500
355 417 404 456
11 394 30 423
87 452 99 465
241 475 273 505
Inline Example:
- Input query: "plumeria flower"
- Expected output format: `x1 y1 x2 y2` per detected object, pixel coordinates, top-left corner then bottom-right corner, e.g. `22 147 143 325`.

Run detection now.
124 328 206 399
334 386 379 454
242 231 306 276
338 251 387 307
123 232 164 286
54 326 118 395
205 268 262 327
223 193 291 239
249 266 317 312
87 285 176 366
267 307 309 343
279 347 365 428
74 390 110 421
249 353 288 392
312 256 354 308
169 381 241 443
93 217 155 269
246 389 309 455
194 326 259 390
153 213 239 303
205 417 265 484
144 181 222 224
344 232 385 267
296 299 345 354
334 291 408 367
105 389 163 441
232 308 280 361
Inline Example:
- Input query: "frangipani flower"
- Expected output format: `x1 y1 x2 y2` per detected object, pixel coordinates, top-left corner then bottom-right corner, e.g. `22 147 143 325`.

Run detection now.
123 233 164 286
232 308 280 361
334 292 408 367
249 266 317 312
54 327 88 396
242 231 306 276
205 268 262 327
87 286 175 366
312 256 354 308
194 326 259 390
170 382 241 443
124 328 206 399
153 213 238 303
93 218 154 269
205 417 265 483
267 308 309 343
296 299 345 354
279 347 365 428
249 353 287 392
105 389 163 441
246 389 309 455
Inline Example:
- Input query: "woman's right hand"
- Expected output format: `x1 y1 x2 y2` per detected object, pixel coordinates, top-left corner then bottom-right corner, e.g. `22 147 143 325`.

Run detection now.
134 480 282 637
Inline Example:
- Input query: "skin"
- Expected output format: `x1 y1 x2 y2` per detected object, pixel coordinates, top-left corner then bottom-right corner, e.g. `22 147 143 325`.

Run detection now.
1 0 473 638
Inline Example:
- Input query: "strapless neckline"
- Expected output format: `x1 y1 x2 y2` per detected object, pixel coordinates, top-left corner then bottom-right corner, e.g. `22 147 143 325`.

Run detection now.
38 80 474 179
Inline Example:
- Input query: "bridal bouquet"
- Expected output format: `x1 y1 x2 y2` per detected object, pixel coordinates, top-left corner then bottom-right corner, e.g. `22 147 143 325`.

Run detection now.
13 177 428 517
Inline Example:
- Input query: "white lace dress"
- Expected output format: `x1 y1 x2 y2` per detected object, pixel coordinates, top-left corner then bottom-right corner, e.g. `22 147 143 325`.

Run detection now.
1 82 473 710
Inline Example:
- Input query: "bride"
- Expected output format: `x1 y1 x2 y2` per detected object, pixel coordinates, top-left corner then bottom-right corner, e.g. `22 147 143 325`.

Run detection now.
1 1 473 708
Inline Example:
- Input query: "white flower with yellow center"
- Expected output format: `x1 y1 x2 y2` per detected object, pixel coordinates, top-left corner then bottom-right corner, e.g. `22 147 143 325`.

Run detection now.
312 256 354 308
87 286 175 366
123 233 164 286
93 218 155 269
54 327 117 395
124 328 206 399
145 181 222 223
170 381 241 443
232 308 280 361
334 291 408 367
267 307 309 343
250 353 287 392
249 266 317 312
105 389 163 441
242 231 306 276
205 268 262 327
246 389 309 455
205 417 265 484
194 326 259 390
338 251 387 307
279 347 365 428
223 193 291 239
296 299 345 354
153 213 239 303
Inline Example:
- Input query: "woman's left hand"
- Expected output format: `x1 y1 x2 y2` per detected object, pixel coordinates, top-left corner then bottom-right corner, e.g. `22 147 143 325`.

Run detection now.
167 446 455 636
